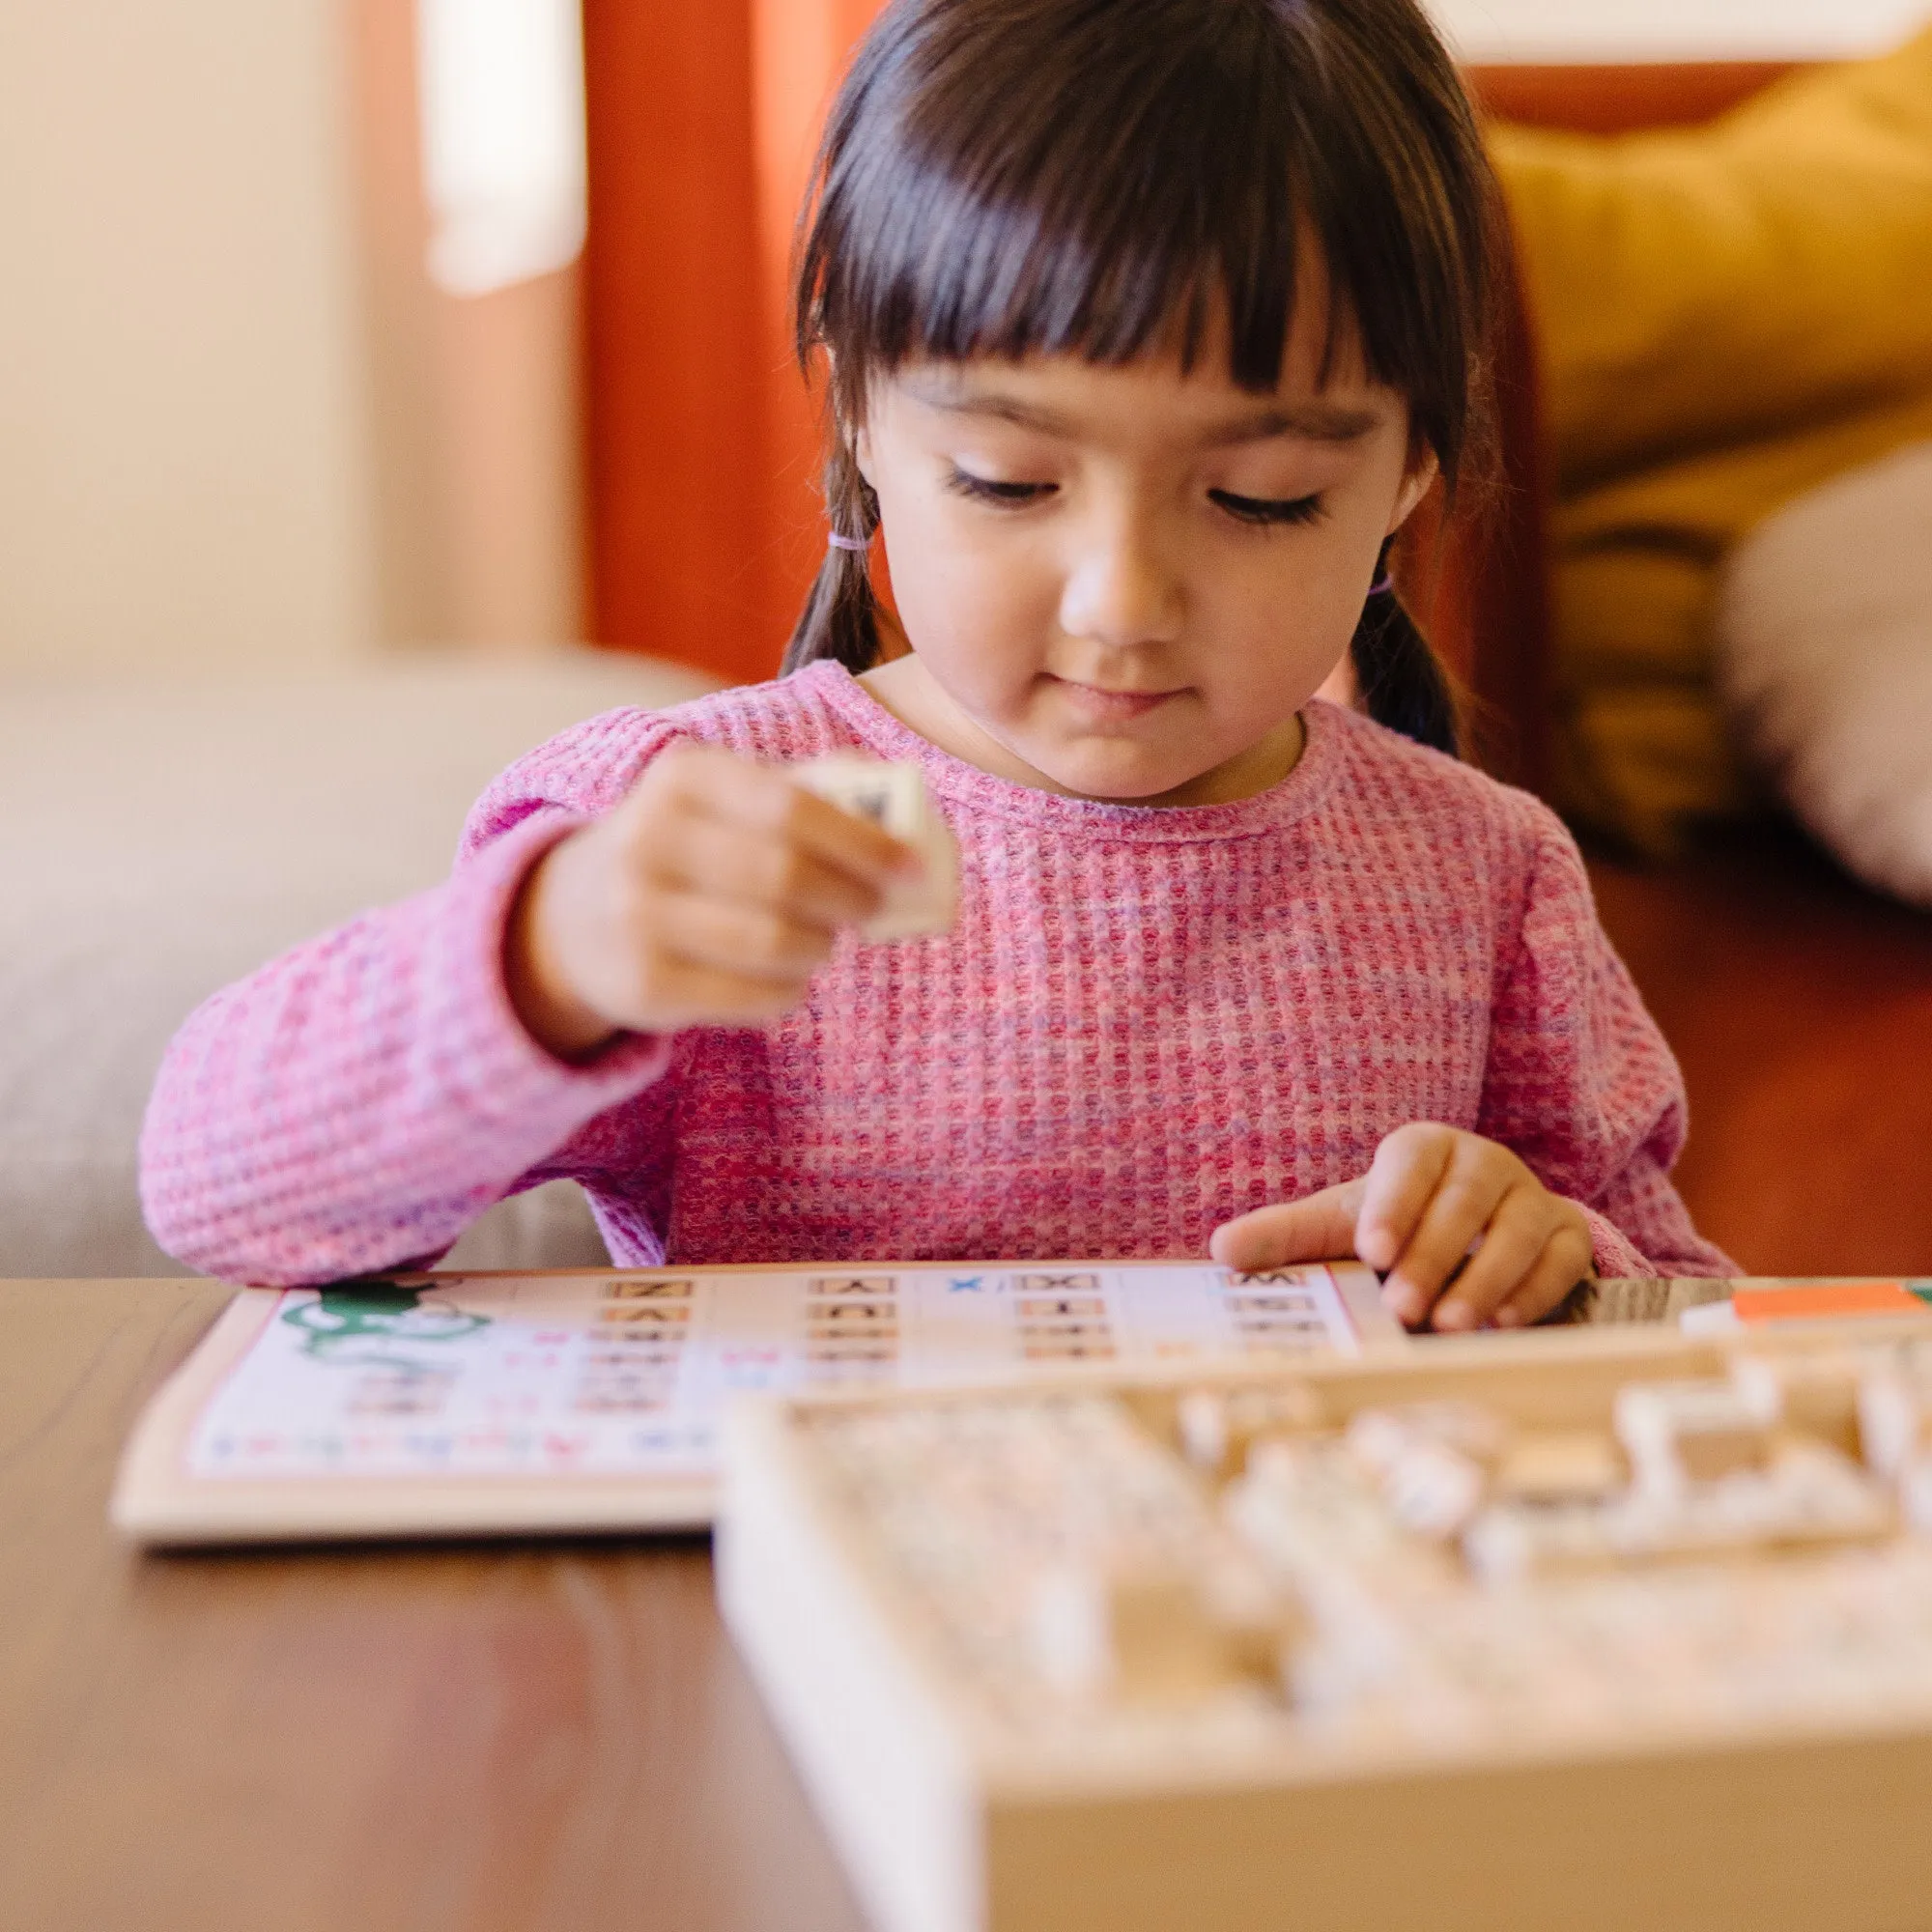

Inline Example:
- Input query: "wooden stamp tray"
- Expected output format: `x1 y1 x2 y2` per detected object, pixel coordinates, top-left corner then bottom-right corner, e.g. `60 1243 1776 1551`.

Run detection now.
717 1317 1932 1932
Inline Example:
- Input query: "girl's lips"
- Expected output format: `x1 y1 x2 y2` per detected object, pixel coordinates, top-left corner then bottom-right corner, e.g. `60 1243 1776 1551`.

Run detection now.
1047 675 1184 722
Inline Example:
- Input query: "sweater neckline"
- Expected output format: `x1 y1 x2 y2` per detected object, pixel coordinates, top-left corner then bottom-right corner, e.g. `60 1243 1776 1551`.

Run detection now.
799 660 1344 843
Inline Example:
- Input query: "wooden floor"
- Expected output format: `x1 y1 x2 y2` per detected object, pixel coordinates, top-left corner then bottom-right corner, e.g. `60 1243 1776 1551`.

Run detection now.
1588 825 1932 1279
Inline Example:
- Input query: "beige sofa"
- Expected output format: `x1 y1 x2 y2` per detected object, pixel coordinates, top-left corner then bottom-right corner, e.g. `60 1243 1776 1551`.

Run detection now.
0 647 720 1278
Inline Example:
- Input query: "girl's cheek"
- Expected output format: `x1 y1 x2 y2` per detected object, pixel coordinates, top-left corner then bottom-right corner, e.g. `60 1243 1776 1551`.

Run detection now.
1200 579 1350 709
895 557 1019 679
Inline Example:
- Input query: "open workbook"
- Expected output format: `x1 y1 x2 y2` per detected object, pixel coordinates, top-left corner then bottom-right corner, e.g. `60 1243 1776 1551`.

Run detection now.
110 1260 1404 1544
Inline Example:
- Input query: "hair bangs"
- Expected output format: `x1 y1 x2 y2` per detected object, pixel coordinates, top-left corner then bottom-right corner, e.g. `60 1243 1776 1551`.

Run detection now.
803 2 1368 402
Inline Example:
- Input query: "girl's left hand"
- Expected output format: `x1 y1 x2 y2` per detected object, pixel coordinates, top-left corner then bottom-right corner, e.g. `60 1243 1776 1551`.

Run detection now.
1208 1123 1595 1332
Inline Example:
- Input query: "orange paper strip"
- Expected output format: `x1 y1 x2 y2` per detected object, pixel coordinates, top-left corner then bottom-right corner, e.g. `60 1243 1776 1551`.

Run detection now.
1731 1281 1921 1324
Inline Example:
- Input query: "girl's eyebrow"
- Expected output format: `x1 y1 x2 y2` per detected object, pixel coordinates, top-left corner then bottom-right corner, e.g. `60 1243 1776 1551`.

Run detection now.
1202 403 1382 447
902 377 1382 446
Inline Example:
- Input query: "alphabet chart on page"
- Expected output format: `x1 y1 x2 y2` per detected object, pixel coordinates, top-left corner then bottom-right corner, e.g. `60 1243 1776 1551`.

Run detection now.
136 1262 1400 1534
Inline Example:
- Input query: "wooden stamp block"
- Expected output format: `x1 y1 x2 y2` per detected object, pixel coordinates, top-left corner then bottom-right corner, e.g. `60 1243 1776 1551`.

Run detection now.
1176 1383 1323 1480
1731 1350 1865 1457
1857 1362 1932 1479
1491 1432 1626 1505
789 756 958 942
1029 1566 1230 1704
1615 1380 1771 1488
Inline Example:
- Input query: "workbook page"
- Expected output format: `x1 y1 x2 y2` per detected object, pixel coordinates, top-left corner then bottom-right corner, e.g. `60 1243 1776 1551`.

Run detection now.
185 1263 1391 1485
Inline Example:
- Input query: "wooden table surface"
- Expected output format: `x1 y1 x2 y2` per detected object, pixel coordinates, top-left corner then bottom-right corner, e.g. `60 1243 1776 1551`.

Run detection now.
0 1279 868 1932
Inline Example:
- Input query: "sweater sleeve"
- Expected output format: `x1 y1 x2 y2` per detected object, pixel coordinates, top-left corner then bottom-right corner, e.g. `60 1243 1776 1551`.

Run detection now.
139 709 689 1286
1476 810 1738 1280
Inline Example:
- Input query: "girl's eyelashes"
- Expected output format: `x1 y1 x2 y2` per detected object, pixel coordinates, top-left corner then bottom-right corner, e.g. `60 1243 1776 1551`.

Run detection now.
942 467 1325 529
944 465 1053 507
1208 488 1326 528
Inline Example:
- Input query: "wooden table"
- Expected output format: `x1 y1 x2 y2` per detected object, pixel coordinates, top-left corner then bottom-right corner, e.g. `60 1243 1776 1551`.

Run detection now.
0 1280 868 1932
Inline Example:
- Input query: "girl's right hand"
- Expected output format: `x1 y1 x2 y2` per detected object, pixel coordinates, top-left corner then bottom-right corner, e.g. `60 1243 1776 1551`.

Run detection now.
504 743 922 1059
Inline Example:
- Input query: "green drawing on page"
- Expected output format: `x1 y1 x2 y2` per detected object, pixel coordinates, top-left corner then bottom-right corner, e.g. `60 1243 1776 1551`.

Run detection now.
282 1283 491 1367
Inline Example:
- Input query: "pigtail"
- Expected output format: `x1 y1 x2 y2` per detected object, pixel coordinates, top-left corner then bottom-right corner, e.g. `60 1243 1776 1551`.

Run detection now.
1350 538 1463 758
781 432 885 676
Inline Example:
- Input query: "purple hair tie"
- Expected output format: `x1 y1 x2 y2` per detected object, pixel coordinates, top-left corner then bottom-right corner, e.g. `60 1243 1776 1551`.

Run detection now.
828 531 870 553
1369 572 1396 596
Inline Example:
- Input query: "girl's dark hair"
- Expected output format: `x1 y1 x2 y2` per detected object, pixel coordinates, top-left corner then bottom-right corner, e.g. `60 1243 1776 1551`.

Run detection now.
782 0 1500 759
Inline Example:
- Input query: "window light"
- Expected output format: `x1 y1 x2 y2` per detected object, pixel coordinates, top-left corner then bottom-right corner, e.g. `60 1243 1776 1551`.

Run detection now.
416 0 587 298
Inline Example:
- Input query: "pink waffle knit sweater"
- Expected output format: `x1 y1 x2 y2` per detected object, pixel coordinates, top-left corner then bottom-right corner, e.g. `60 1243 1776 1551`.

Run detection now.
140 663 1734 1287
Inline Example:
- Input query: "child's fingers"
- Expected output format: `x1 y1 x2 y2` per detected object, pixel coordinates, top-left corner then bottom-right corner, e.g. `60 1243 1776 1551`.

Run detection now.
1208 1181 1366 1272
656 890 838 982
1427 1185 1551 1332
633 953 820 1029
664 747 918 889
1354 1124 1458 1277
776 784 923 890
1492 1225 1597 1329
1376 1138 1511 1325
660 811 884 929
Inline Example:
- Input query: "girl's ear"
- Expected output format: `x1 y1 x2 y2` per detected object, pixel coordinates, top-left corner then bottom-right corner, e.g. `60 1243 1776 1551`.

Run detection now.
851 419 876 491
1386 447 1440 536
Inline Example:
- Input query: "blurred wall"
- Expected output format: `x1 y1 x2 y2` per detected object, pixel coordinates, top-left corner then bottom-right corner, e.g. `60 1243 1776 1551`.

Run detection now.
352 0 585 654
1431 0 1929 60
0 3 377 675
0 0 582 679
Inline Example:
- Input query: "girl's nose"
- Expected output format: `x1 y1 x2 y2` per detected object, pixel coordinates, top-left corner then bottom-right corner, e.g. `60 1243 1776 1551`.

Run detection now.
1057 515 1184 651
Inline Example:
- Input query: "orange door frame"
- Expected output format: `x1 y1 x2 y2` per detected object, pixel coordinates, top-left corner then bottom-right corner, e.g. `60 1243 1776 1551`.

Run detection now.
582 0 886 685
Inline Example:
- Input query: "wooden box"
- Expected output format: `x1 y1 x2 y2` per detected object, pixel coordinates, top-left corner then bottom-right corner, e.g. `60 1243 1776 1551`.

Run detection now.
717 1318 1932 1932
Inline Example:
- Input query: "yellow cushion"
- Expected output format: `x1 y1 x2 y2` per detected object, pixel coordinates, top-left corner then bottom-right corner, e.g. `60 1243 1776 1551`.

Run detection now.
1490 27 1932 851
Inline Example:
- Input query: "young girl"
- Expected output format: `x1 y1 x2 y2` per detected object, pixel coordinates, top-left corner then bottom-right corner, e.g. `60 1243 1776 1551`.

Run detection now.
142 0 1734 1328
